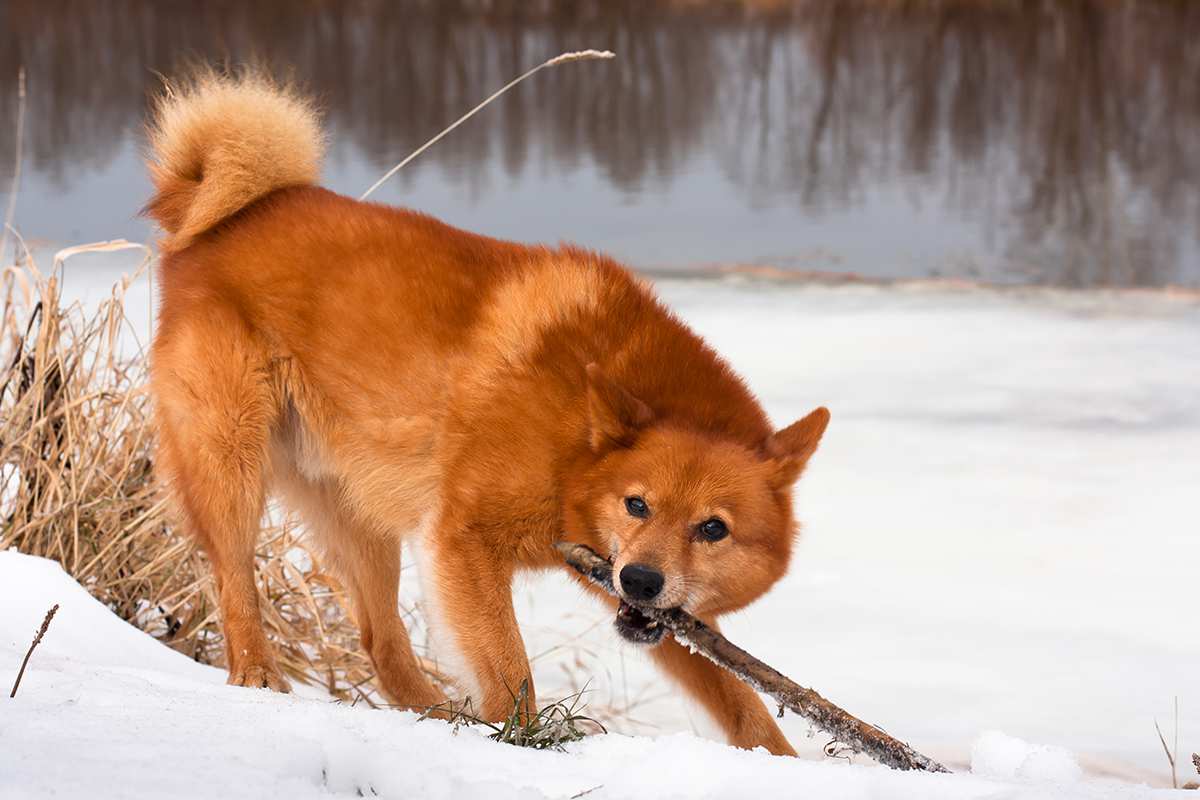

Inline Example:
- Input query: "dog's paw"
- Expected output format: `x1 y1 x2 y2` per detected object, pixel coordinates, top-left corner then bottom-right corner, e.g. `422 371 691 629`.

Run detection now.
227 663 291 693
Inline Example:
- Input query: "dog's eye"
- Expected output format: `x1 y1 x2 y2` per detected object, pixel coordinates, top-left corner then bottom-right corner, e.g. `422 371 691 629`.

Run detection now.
624 496 649 518
697 518 728 542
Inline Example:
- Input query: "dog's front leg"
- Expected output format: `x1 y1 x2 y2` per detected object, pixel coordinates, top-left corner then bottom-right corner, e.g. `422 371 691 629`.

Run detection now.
430 529 537 722
650 630 796 756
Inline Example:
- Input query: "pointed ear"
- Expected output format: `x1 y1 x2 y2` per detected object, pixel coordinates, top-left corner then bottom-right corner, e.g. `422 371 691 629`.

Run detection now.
585 363 653 452
765 407 830 488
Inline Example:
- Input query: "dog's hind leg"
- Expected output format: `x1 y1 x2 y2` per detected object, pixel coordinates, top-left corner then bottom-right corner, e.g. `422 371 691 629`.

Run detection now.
275 471 446 711
152 304 287 691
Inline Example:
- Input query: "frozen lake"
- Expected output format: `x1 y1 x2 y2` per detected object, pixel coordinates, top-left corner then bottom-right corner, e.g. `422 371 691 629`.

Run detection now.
3 1 1199 287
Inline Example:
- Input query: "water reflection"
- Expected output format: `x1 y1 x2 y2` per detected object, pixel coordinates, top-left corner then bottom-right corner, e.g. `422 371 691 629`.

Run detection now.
1 0 1197 287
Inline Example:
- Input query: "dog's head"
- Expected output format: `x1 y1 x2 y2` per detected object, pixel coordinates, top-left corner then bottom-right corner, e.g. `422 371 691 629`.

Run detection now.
565 364 829 645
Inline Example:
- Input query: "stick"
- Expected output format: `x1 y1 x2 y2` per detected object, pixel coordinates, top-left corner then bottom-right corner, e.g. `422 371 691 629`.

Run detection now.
556 542 950 773
9 603 58 698
359 49 615 201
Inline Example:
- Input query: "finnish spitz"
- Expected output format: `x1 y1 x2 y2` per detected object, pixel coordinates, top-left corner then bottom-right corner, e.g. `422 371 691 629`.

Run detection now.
144 71 828 756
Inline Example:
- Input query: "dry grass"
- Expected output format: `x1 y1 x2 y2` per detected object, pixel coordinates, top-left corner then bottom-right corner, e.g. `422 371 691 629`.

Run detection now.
421 681 605 751
0 247 446 704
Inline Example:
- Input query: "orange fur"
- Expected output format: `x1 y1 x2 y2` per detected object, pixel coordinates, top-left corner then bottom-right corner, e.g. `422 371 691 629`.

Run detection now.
143 70 323 252
145 71 829 755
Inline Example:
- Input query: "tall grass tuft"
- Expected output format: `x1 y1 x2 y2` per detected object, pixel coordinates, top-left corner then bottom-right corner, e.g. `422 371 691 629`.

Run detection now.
422 681 605 751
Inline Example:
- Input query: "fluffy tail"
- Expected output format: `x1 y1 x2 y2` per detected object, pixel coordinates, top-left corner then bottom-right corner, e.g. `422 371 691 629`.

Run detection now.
143 70 323 251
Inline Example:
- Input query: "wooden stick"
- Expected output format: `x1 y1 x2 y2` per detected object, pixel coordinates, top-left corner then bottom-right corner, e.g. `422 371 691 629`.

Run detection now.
556 542 950 773
9 603 58 698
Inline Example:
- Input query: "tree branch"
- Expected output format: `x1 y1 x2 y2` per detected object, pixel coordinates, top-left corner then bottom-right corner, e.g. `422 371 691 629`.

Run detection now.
556 542 949 773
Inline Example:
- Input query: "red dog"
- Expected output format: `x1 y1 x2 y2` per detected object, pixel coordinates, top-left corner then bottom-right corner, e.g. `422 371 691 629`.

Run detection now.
145 71 829 756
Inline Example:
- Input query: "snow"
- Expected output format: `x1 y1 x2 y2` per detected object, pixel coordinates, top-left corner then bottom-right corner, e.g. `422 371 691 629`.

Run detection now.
4 253 1198 797
971 731 1083 783
0 551 1179 800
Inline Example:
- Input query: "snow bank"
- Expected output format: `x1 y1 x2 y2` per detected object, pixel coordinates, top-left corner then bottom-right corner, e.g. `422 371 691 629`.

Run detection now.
0 551 1176 799
0 551 213 681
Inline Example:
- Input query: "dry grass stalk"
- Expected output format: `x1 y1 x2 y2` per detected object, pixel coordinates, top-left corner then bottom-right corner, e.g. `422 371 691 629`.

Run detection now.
8 603 58 698
359 49 615 200
0 249 445 703
1154 698 1181 789
1 67 26 262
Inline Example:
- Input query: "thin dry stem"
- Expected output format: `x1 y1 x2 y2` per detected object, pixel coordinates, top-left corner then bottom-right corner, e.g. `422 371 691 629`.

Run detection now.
359 49 614 200
1 67 26 262
1154 698 1180 789
9 603 58 698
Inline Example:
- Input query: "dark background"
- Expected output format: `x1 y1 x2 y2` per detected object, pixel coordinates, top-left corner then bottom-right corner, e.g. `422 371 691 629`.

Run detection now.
2 0 1198 287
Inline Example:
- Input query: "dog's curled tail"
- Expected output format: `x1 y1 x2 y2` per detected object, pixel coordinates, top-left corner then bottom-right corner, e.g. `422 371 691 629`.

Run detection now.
143 70 323 251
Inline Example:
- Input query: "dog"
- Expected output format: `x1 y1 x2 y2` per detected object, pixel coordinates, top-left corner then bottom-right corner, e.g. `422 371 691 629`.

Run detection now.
144 70 829 757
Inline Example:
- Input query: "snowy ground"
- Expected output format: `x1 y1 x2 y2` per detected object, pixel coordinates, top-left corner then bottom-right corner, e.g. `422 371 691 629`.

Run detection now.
3 252 1198 797
0 551 1181 800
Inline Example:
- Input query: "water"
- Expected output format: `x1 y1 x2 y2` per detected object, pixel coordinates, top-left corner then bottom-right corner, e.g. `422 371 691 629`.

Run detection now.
2 0 1198 288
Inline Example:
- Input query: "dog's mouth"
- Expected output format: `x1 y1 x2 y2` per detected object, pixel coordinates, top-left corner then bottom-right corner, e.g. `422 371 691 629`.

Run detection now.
614 600 666 645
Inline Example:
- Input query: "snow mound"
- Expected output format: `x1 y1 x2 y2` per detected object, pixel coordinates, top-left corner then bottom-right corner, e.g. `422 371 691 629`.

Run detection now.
0 549 214 680
0 551 1176 799
972 731 1084 783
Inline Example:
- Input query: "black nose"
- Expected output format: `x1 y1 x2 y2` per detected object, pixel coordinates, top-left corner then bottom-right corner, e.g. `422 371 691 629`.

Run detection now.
619 563 664 602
